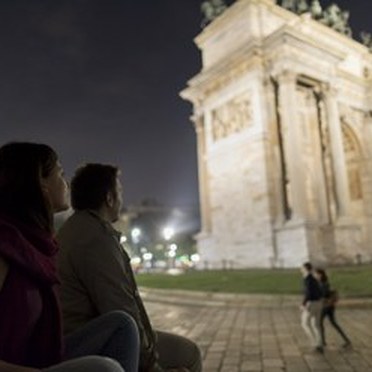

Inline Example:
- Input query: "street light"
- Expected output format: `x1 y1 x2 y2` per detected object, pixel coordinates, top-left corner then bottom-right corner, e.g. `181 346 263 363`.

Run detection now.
130 227 142 257
169 243 178 252
168 251 176 258
143 252 153 271
131 227 141 244
162 226 176 269
162 227 174 241
191 254 200 263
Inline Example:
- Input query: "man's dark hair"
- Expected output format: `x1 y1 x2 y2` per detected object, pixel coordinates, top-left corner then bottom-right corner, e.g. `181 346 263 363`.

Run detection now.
71 163 119 210
303 262 313 272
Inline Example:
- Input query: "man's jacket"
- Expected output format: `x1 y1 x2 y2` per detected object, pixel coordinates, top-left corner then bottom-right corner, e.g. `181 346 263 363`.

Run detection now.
57 210 158 371
302 273 322 306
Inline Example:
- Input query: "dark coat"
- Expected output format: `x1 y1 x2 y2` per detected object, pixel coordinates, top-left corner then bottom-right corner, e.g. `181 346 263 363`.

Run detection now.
302 273 322 305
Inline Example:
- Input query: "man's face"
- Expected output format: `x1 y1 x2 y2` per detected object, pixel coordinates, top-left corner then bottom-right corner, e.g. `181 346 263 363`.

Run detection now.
109 177 123 223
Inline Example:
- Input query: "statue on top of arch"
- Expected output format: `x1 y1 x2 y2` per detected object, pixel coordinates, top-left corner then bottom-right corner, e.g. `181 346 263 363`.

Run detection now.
201 0 228 28
280 0 309 14
278 0 352 38
320 3 352 37
361 32 372 53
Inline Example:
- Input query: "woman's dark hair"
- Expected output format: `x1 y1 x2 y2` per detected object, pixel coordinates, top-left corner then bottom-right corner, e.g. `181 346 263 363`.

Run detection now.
0 142 58 232
71 163 119 211
315 268 328 283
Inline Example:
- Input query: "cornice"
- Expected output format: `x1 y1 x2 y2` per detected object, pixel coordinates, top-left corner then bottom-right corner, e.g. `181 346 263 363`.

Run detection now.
194 0 297 49
181 41 264 104
264 24 346 64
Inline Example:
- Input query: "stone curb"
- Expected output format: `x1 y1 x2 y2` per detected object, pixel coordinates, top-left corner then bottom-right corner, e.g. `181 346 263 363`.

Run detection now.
139 287 372 308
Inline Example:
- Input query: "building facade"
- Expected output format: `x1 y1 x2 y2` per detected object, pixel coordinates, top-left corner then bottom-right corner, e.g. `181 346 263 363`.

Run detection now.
181 0 372 268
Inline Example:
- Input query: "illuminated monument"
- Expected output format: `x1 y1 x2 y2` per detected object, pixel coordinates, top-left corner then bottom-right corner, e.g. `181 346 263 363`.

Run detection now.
181 0 372 268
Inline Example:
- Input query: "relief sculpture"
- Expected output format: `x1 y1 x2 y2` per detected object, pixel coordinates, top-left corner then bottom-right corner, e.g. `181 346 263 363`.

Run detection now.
211 94 252 142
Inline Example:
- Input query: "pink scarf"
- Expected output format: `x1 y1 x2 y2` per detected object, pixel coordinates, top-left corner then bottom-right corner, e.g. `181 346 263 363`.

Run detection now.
0 216 63 368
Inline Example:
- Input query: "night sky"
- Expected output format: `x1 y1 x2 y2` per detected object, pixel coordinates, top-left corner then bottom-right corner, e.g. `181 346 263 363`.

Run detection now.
0 0 370 208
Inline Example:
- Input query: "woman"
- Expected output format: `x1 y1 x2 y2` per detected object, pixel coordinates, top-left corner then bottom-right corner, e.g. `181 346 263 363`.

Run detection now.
314 268 351 348
0 142 139 372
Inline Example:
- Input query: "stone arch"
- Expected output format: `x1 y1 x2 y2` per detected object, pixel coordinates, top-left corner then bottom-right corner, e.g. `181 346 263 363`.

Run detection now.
341 123 363 201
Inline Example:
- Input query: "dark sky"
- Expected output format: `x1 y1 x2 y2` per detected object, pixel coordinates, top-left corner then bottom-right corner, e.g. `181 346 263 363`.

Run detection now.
0 0 369 208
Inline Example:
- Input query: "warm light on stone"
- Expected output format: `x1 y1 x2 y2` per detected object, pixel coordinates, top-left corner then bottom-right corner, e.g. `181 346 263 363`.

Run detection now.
181 0 372 269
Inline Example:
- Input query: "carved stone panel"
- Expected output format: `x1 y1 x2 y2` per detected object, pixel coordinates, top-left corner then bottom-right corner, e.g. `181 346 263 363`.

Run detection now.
211 93 253 142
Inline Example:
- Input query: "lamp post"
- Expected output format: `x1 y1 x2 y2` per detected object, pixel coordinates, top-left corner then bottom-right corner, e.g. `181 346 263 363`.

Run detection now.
131 227 142 257
162 227 175 269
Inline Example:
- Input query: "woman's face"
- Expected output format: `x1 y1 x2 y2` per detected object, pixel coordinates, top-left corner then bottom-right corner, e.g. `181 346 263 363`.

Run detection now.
42 161 70 213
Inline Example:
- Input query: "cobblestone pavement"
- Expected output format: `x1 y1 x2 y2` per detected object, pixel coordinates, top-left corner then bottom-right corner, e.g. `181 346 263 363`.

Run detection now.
142 290 372 372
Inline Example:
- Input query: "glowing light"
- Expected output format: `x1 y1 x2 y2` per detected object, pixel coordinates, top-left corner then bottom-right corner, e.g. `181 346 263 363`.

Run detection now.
191 254 200 263
168 251 176 258
130 257 141 265
162 227 174 241
169 243 178 251
131 227 141 243
143 253 153 261
120 235 127 244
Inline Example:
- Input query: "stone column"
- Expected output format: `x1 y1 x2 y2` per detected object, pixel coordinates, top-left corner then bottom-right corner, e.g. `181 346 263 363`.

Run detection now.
324 86 350 217
193 114 211 233
277 71 307 220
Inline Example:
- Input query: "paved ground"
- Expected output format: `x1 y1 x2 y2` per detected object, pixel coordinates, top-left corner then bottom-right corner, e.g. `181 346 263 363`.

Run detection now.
141 289 372 372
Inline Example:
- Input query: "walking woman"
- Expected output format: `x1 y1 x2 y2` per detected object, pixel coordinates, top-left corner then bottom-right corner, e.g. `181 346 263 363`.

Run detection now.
314 268 351 348
0 142 139 372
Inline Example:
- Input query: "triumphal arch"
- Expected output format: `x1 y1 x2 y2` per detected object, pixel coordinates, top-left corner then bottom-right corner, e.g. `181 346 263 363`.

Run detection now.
181 0 372 268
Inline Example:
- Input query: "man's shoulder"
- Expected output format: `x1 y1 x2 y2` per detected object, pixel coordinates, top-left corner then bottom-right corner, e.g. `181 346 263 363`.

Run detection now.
57 211 110 249
304 273 315 283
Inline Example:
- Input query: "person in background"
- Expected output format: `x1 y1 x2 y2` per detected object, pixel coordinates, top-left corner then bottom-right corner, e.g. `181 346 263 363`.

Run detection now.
0 142 139 372
57 163 202 372
300 262 323 353
314 268 351 349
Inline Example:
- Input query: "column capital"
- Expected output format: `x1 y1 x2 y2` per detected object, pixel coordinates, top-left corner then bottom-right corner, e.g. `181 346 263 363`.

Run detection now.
274 70 297 85
191 114 204 133
364 110 372 120
321 83 339 98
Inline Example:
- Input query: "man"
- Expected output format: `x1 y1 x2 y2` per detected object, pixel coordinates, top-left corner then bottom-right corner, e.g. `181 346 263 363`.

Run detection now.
57 164 202 372
300 262 323 353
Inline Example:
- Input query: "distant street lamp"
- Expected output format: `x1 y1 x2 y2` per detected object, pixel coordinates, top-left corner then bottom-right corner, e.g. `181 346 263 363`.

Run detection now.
143 252 153 261
168 251 176 258
131 227 142 257
162 226 176 269
191 254 200 264
162 227 174 241
131 227 141 243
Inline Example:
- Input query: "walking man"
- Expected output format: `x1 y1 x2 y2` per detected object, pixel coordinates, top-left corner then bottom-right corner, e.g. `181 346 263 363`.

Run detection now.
300 262 323 353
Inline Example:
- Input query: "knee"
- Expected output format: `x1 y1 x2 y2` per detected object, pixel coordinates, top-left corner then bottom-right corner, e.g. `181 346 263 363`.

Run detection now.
189 339 201 360
193 345 203 372
78 356 125 372
94 356 124 371
101 311 139 342
104 311 137 330
184 338 202 369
